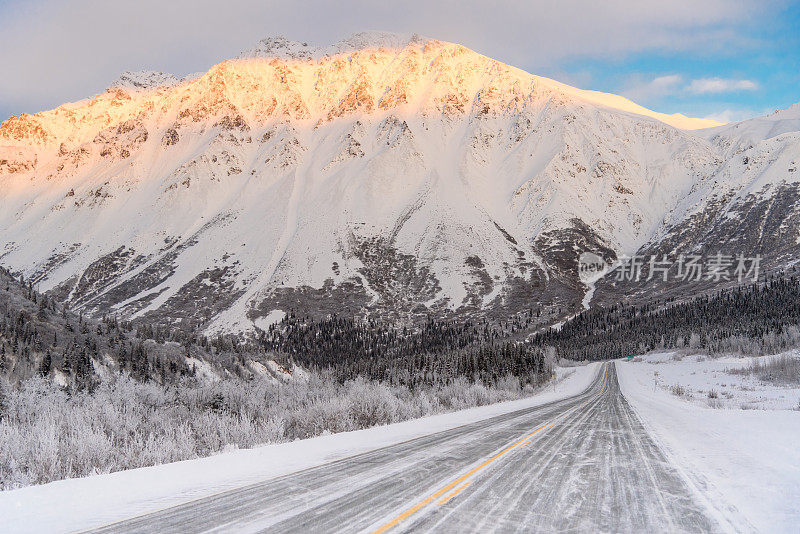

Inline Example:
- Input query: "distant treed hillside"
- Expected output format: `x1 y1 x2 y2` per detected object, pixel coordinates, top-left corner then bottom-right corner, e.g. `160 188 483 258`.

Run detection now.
258 313 552 387
256 275 800 378
4 259 798 390
531 276 800 360
1 265 553 388
0 266 268 386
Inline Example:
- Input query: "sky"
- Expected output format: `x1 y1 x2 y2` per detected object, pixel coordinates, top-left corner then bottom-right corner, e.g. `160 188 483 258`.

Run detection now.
0 0 798 124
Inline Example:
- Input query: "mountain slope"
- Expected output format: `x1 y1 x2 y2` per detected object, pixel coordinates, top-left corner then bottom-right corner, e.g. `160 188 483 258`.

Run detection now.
0 33 759 334
593 103 800 306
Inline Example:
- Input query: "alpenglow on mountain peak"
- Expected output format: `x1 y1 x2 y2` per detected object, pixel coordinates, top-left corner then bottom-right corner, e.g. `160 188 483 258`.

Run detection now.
8 31 721 148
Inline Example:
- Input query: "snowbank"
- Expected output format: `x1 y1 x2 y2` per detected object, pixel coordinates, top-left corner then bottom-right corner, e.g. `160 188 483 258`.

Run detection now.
0 363 599 534
617 354 800 533
625 351 800 410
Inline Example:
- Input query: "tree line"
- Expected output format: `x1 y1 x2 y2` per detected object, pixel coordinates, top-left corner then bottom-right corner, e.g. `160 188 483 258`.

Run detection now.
3 263 799 391
258 314 553 387
528 275 800 359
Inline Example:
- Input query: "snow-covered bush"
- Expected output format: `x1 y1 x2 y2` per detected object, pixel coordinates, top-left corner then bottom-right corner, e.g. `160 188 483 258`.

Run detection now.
0 370 537 490
730 354 800 385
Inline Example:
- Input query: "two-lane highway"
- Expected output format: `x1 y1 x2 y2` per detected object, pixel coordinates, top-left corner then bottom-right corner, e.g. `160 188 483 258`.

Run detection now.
89 363 721 533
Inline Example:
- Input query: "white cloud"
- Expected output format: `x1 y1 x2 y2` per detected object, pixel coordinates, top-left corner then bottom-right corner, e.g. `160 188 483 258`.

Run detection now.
621 74 761 107
688 78 759 94
704 109 744 123
622 74 684 102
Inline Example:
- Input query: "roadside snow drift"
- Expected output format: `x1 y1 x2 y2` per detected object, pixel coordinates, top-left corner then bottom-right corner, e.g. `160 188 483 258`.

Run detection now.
617 353 800 533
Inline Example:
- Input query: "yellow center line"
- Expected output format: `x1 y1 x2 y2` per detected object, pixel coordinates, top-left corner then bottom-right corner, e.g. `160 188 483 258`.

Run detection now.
437 481 471 506
371 424 552 533
372 362 609 533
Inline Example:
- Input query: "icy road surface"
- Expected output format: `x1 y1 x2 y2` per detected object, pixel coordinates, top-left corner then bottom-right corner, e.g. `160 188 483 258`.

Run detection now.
87 363 722 533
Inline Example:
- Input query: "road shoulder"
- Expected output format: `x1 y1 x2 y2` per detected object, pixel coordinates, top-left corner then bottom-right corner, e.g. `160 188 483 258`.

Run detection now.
616 357 800 533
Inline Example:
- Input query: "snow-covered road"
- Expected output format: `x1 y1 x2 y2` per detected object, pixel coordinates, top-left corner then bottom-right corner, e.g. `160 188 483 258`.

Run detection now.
80 363 723 533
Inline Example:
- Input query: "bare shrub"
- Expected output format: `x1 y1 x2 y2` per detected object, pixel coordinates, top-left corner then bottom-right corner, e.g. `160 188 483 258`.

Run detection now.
729 354 800 385
670 384 686 396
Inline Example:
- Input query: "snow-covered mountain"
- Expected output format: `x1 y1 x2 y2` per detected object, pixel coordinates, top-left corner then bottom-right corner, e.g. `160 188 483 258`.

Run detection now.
593 101 800 306
0 32 794 333
643 102 800 261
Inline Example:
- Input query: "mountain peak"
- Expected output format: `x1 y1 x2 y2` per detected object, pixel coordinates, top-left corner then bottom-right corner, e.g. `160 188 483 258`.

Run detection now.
238 36 315 60
238 31 429 60
108 70 181 91
770 101 800 119
331 31 428 52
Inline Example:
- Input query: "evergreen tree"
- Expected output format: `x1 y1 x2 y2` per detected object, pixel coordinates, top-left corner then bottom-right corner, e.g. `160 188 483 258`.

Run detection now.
38 350 52 377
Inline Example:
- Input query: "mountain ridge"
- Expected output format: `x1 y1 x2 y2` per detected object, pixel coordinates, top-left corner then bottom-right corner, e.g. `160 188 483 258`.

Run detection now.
0 34 796 335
